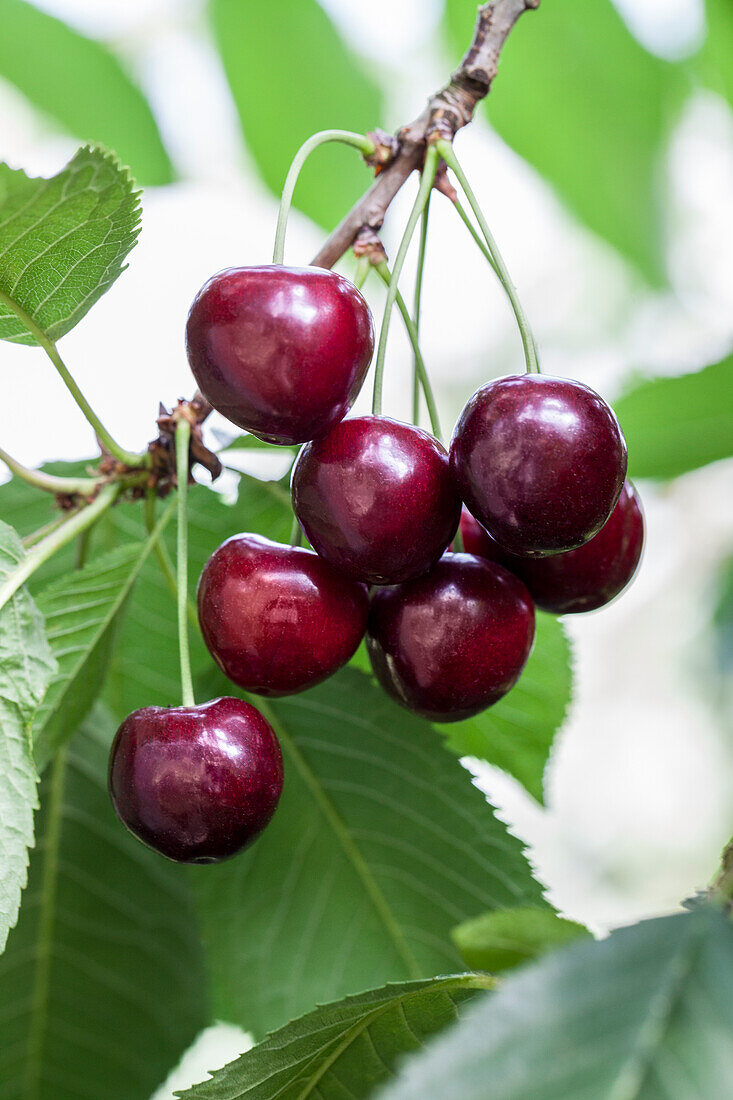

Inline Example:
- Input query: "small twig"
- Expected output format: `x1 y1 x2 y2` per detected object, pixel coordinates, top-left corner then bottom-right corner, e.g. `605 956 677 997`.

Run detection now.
311 0 540 269
0 445 101 497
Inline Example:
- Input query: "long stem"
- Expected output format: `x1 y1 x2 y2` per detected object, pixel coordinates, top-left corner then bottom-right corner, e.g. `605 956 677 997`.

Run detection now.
436 140 540 374
372 144 439 416
175 418 195 707
412 196 431 424
22 513 68 549
453 197 499 276
145 490 198 629
0 289 147 467
352 255 371 291
375 262 442 441
0 482 120 613
0 445 101 496
273 130 376 266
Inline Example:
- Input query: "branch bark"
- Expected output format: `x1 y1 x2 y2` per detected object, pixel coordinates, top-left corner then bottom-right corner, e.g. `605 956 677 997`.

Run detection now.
311 0 540 270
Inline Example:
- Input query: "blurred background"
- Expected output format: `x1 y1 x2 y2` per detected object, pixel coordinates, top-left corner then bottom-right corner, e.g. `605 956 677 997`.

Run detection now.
1 0 732 1088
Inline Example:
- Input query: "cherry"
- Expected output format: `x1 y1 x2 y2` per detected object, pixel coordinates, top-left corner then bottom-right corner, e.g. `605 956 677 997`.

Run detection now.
197 534 368 695
291 416 461 585
367 553 535 722
185 265 374 445
108 697 283 864
451 374 627 556
461 483 644 614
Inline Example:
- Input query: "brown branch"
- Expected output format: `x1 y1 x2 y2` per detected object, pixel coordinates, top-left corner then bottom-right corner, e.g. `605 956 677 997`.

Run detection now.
311 0 539 270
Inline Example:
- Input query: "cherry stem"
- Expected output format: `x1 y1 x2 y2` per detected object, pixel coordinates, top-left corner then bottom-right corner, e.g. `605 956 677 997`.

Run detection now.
144 490 198 629
372 144 439 416
452 197 499 276
0 482 120 614
436 140 540 375
289 514 303 548
0 288 148 467
353 255 371 290
374 261 442 441
413 196 431 425
0 445 102 496
22 513 68 549
272 130 377 266
175 418 195 707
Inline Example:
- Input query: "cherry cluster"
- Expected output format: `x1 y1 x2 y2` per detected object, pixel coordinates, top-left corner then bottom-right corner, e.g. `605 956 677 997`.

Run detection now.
109 263 642 865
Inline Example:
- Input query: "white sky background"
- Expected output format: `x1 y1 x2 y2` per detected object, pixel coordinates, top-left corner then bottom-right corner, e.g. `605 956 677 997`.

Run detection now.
1 1 733 1090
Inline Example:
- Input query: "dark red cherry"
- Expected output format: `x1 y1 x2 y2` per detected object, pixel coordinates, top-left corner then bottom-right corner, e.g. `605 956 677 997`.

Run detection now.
185 265 374 444
367 553 535 722
462 483 644 614
108 697 283 864
451 374 627 556
291 416 461 585
198 534 368 695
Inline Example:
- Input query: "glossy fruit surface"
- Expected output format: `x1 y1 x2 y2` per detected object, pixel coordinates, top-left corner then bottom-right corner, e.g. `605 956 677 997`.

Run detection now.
367 553 535 722
185 265 374 444
451 374 627 556
198 534 368 695
108 697 283 864
292 416 461 585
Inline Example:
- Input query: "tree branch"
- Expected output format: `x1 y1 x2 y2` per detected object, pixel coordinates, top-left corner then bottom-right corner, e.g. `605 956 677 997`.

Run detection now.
311 0 540 270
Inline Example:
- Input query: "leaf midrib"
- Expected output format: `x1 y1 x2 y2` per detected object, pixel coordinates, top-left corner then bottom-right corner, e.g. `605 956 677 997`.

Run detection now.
256 697 423 983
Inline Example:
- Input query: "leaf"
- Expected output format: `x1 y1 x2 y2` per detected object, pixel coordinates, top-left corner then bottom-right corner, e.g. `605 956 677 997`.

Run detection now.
0 706 208 1100
697 0 733 110
0 0 173 185
191 667 547 1037
451 906 590 973
440 612 572 804
32 538 170 772
0 145 141 345
0 521 55 952
615 352 733 480
445 0 684 284
379 906 733 1100
209 0 382 230
177 974 492 1100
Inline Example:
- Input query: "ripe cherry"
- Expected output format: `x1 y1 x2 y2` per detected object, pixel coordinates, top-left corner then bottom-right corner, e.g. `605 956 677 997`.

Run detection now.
291 416 461 585
367 553 535 722
460 482 644 614
451 374 627 556
198 534 368 695
186 266 374 445
108 697 283 864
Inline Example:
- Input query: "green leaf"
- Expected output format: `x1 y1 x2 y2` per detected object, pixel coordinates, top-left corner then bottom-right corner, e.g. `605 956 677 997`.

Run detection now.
445 0 683 284
177 974 492 1100
616 351 733 480
452 906 590 973
379 906 733 1100
0 144 141 345
32 537 170 772
0 521 55 952
0 706 208 1100
209 0 382 230
697 0 733 110
440 613 572 804
191 667 547 1036
0 0 173 185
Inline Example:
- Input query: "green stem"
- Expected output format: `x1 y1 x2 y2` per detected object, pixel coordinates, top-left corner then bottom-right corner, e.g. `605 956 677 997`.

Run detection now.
453 198 498 276
453 526 465 553
375 262 442 441
175 418 195 707
22 514 68 549
412 196 431 424
145 491 198 629
0 445 101 496
0 288 147 467
436 140 540 375
372 145 439 416
290 514 303 548
0 482 119 613
352 255 371 291
273 130 376 266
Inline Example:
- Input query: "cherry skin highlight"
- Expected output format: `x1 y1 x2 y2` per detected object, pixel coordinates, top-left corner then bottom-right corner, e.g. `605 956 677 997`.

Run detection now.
451 374 627 557
108 697 283 864
185 265 374 445
367 553 535 722
461 483 644 614
198 534 369 695
291 416 461 585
